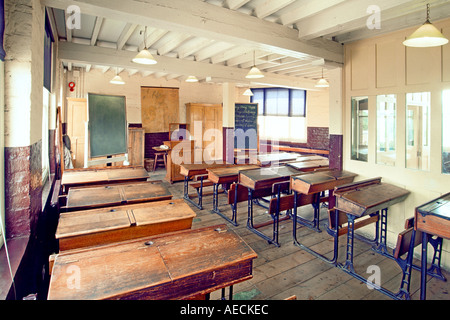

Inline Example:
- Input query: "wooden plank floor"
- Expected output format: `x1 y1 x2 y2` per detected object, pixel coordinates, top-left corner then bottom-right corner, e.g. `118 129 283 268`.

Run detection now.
151 169 450 300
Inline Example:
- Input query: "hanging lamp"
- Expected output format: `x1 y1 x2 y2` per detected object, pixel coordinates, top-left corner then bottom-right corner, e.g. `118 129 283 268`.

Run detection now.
403 3 448 47
185 75 198 82
133 26 157 65
243 88 253 96
315 69 329 88
246 51 264 79
110 68 125 85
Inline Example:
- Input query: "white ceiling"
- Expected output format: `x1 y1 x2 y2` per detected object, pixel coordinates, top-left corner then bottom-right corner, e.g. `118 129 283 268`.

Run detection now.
42 0 450 88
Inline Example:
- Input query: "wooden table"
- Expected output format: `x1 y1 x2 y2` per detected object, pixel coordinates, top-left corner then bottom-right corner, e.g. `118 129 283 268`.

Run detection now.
415 192 450 300
207 165 260 225
333 177 410 299
285 159 329 171
61 166 149 193
62 180 172 212
48 224 257 300
179 162 233 209
55 199 196 251
238 166 309 245
289 170 357 262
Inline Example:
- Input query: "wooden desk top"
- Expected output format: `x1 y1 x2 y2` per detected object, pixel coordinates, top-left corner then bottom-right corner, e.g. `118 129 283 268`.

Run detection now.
285 159 329 171
65 180 172 211
290 170 357 195
256 152 300 166
179 162 233 178
49 224 257 300
55 199 196 251
207 165 260 184
334 178 410 217
415 192 450 240
61 166 149 190
239 166 303 190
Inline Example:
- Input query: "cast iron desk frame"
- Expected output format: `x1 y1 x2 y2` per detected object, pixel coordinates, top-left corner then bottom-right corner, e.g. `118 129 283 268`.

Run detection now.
290 170 358 263
415 192 450 300
207 165 260 226
333 179 411 300
239 166 307 247
180 163 231 210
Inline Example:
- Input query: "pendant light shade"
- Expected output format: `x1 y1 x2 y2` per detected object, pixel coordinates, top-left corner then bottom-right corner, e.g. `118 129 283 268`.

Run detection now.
185 75 198 82
243 88 253 96
246 66 264 79
133 26 157 65
110 75 125 85
403 4 448 47
246 51 264 79
315 69 329 88
132 49 157 65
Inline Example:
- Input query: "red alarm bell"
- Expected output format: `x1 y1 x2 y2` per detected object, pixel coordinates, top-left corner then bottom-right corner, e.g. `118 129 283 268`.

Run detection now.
68 81 75 92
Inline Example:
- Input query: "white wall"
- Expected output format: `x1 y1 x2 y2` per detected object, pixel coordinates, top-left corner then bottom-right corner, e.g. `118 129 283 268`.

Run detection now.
343 17 450 269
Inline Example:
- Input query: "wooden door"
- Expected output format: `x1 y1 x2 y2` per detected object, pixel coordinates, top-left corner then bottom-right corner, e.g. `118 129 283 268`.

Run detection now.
406 105 422 169
203 106 222 161
67 98 87 168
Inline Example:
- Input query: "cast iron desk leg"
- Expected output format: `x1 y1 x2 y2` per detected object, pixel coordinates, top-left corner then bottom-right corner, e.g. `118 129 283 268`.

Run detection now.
420 232 428 300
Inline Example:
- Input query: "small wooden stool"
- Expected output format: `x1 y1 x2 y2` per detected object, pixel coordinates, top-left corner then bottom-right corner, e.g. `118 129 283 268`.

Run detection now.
153 151 167 171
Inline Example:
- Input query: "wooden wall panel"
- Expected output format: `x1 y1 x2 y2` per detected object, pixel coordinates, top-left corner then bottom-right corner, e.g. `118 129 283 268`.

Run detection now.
376 40 398 88
350 46 370 90
442 26 450 82
406 46 440 85
141 87 179 133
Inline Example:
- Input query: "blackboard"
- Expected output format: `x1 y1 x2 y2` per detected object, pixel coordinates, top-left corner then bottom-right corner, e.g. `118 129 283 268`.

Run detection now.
88 93 127 158
234 103 258 149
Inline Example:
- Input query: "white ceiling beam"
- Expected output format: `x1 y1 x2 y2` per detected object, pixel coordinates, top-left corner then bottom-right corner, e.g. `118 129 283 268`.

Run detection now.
90 16 104 46
224 0 251 10
117 23 138 50
332 0 450 43
295 0 416 40
278 0 346 26
58 41 319 90
157 33 193 56
138 27 169 51
42 0 343 64
177 38 215 59
254 0 296 19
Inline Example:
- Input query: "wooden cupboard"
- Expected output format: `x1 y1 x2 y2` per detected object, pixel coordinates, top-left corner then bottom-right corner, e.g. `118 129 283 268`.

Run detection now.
163 140 195 183
185 103 223 162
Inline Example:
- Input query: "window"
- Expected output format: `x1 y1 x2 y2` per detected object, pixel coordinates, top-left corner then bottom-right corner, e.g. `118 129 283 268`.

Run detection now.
44 13 53 92
442 90 450 174
351 96 369 162
406 92 430 171
376 94 396 166
251 88 306 142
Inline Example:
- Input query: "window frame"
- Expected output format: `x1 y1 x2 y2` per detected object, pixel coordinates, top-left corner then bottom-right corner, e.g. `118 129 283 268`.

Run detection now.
251 87 307 117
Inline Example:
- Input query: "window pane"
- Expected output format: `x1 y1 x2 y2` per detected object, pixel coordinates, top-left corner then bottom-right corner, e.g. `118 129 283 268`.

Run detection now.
251 89 264 115
291 89 306 116
376 94 396 166
442 90 450 174
351 96 369 162
406 92 430 171
265 88 289 116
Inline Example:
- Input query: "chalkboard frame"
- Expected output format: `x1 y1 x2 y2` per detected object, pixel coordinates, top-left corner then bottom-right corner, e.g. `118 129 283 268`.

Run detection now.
234 103 258 149
87 93 127 158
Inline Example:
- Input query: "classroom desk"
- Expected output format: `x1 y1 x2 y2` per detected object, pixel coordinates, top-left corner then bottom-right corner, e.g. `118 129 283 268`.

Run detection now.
179 162 233 209
415 192 450 300
256 152 300 167
55 199 196 251
207 165 260 225
62 180 172 212
238 166 308 246
289 170 357 262
284 159 329 171
290 170 357 232
48 224 257 300
61 166 149 193
333 178 410 299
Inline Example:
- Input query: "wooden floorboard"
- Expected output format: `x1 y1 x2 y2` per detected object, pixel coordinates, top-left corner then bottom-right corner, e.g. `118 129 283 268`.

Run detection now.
153 169 450 300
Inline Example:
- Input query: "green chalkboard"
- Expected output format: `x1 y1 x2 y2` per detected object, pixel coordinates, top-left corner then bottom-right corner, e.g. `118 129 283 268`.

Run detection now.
88 93 127 158
234 103 258 149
